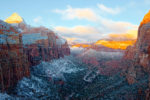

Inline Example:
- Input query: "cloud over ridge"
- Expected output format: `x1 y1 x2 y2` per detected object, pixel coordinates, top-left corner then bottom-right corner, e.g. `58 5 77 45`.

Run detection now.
53 5 138 43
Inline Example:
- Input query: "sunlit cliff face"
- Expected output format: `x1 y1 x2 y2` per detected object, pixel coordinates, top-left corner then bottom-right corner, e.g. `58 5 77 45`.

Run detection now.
71 39 136 50
140 10 150 25
95 40 136 50
71 30 137 50
5 13 23 24
97 30 137 50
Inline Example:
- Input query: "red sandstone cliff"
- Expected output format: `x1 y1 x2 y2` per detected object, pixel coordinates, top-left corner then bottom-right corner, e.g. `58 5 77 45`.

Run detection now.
123 11 150 84
0 20 30 92
18 23 70 66
123 11 150 99
0 20 70 92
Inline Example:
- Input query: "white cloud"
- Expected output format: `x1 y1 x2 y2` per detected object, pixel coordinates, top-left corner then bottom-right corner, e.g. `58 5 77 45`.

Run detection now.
53 5 98 21
33 16 43 24
53 5 138 43
54 25 103 43
97 4 121 14
98 17 138 33
54 20 138 43
55 25 100 35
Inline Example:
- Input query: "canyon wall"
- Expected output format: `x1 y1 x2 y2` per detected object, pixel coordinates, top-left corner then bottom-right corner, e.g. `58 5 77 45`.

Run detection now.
124 21 150 84
123 11 150 99
0 20 70 92
18 23 70 66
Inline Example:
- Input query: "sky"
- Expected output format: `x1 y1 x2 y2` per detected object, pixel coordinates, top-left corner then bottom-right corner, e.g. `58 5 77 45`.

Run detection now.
0 0 150 43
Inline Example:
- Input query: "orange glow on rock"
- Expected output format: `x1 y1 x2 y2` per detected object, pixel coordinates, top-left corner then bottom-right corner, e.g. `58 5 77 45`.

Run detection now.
5 13 23 24
71 39 136 50
140 10 150 25
95 40 136 50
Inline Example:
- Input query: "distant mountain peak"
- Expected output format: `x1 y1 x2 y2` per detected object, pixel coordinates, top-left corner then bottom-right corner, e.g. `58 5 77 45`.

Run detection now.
140 10 150 25
5 13 23 24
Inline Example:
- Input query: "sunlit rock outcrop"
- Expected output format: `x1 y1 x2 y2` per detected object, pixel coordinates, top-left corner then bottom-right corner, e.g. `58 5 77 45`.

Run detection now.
71 30 137 50
95 40 136 50
140 10 150 26
4 13 23 24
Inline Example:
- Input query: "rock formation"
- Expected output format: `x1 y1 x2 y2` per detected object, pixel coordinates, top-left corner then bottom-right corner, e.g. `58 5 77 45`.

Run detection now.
0 20 30 92
124 10 150 83
123 10 150 99
0 13 70 92
19 23 70 66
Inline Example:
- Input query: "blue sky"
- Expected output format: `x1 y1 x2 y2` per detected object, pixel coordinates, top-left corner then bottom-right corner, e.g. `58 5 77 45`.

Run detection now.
0 0 150 43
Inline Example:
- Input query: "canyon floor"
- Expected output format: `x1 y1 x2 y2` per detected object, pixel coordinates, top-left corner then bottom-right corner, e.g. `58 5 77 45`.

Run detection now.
0 49 148 100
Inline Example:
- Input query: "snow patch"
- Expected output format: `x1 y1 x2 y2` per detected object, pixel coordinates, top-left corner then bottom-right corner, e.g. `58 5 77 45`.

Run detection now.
0 93 12 100
41 57 83 78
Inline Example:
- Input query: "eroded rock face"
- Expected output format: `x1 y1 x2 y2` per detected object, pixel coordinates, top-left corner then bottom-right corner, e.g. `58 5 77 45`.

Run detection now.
124 11 150 69
136 24 150 69
0 20 30 92
124 23 150 84
0 20 70 92
19 24 70 66
123 11 150 98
